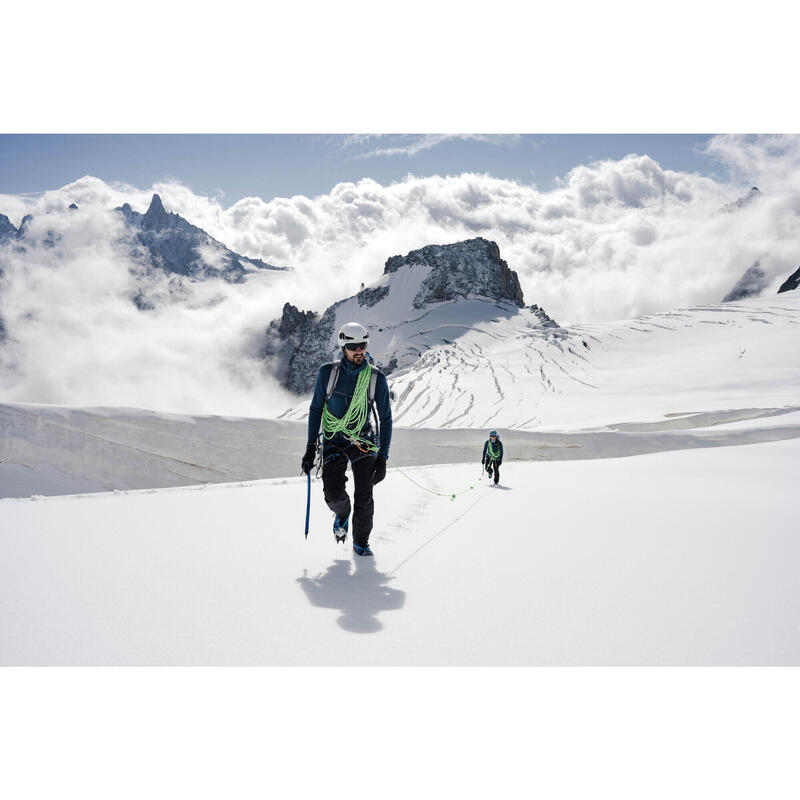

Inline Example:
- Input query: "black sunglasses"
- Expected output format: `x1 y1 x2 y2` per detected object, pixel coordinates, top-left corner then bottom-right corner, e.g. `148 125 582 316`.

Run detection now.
344 342 367 351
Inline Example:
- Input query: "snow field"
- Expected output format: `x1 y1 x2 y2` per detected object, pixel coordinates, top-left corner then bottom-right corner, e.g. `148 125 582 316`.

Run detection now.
2 437 797 665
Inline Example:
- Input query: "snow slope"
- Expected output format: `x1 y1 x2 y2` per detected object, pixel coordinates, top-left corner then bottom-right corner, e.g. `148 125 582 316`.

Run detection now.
1 292 798 664
381 293 800 430
3 400 800 498
1 438 798 665
2 293 798 498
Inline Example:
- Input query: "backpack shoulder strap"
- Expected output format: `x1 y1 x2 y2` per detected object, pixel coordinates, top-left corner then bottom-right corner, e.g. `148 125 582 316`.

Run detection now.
324 361 341 402
368 366 380 404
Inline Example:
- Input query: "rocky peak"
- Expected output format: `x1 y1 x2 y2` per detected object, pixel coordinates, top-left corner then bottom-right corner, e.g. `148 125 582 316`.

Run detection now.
260 303 320 386
384 237 525 308
265 238 554 394
142 193 171 231
777 266 800 294
722 258 768 302
114 194 284 288
17 214 34 238
68 203 79 211
275 302 319 339
0 213 18 242
720 186 761 213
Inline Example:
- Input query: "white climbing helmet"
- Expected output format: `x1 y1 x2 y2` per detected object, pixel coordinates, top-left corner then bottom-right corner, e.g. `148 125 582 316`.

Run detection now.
337 321 370 349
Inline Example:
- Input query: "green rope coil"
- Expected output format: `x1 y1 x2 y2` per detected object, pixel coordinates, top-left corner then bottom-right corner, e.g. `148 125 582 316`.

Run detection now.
486 440 500 460
321 364 378 452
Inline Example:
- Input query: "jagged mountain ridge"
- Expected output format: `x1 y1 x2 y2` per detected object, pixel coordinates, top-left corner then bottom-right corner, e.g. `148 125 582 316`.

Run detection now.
0 196 286 286
270 292 800 430
0 196 289 328
263 237 556 393
117 194 285 284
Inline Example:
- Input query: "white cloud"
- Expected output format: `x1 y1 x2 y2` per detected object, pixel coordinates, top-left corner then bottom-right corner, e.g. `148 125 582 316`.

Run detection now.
349 133 521 159
2 135 800 413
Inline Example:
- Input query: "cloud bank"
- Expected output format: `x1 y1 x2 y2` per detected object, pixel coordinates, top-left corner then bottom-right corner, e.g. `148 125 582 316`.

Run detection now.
2 134 799 413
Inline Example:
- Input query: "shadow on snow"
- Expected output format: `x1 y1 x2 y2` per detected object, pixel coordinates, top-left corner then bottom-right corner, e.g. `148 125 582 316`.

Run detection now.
297 557 406 634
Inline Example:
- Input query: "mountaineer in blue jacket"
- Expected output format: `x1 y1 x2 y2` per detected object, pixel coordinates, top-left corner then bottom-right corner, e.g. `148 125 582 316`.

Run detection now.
481 430 503 485
301 322 392 557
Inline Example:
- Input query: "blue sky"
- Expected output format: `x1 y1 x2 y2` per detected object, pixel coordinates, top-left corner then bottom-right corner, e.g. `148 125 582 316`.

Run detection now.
0 134 724 205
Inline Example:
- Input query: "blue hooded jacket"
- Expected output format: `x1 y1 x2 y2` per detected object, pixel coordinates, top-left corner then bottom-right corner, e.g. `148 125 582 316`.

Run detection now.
307 355 392 459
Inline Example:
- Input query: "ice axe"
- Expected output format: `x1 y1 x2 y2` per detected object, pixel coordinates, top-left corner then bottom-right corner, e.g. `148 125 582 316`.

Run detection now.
304 471 311 539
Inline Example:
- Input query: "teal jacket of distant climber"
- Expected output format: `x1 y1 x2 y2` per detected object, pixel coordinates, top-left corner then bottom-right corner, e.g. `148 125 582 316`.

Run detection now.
482 437 503 465
307 355 393 459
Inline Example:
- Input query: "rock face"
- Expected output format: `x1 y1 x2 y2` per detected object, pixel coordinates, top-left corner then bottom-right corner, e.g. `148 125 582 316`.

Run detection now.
384 237 525 308
723 259 768 302
266 237 556 394
720 186 761 213
777 266 800 294
118 194 284 283
0 214 17 242
17 215 33 238
260 303 320 386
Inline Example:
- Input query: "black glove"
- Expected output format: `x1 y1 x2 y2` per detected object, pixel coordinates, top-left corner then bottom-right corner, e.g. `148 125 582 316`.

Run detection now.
301 444 317 475
372 455 387 485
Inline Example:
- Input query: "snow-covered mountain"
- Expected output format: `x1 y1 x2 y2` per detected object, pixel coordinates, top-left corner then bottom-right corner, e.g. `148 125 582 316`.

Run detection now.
264 237 556 393
273 292 800 430
2 291 799 498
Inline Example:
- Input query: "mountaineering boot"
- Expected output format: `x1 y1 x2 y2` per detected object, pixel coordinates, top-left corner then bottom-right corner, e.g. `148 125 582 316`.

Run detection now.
333 513 350 543
353 543 374 557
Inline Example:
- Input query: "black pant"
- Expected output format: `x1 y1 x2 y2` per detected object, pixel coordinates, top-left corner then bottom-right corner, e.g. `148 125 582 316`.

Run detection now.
487 460 500 484
322 445 377 547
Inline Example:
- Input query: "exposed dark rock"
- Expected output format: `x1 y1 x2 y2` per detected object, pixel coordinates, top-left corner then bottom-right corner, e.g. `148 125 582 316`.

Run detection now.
269 238 554 394
0 214 18 242
723 258 768 302
720 186 761 214
132 290 156 312
777 266 800 294
357 285 390 307
68 203 79 211
285 304 338 393
12 214 59 248
17 215 33 238
260 302 321 388
116 193 286 286
528 303 558 327
384 237 525 308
